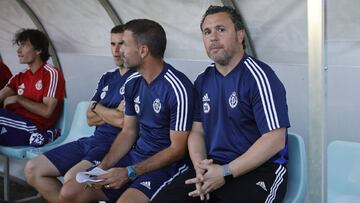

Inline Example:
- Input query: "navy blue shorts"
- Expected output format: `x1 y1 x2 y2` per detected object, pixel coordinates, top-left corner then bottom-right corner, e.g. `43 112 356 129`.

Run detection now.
44 136 115 175
0 108 37 146
102 151 189 202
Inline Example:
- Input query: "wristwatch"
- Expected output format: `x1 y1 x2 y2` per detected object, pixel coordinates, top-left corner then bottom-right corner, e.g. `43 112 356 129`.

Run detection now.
222 164 233 182
126 166 138 181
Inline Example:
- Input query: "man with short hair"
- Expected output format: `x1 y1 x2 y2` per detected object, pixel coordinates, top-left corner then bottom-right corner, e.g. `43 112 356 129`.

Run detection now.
24 25 135 203
0 29 65 146
58 19 194 203
153 5 290 203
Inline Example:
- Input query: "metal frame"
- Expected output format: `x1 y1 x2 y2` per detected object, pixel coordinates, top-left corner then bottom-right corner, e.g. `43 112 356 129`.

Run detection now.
98 0 123 25
308 0 327 202
15 0 62 71
221 0 257 57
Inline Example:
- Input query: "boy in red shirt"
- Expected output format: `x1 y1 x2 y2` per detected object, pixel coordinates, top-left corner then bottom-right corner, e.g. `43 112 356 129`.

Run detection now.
0 29 65 146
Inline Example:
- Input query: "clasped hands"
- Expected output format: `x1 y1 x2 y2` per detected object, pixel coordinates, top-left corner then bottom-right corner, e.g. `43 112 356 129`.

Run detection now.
185 159 226 201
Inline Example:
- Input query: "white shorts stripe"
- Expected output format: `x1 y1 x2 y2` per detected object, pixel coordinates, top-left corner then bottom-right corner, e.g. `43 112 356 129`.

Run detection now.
265 165 286 203
150 164 189 201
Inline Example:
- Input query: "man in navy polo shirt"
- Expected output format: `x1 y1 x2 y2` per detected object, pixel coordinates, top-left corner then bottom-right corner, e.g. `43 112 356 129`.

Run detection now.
58 19 194 203
153 5 290 203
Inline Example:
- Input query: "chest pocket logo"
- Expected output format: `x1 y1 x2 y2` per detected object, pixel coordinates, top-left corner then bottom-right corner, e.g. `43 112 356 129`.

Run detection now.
202 93 210 114
119 84 125 95
153 98 161 113
35 80 43 90
229 92 238 109
17 83 25 95
101 85 109 99
134 96 140 114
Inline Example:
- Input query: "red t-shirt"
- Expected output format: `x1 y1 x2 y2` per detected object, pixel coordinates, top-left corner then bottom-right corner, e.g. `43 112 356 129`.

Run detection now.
7 63 65 132
0 62 12 89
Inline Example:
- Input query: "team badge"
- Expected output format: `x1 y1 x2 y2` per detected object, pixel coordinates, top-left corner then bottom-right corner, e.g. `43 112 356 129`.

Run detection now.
35 80 43 90
100 85 109 99
229 91 238 108
153 98 161 113
202 93 210 113
134 96 140 114
17 83 25 95
119 84 125 95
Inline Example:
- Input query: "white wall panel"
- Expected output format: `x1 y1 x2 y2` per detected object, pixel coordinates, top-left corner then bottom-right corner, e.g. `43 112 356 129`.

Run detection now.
25 0 114 56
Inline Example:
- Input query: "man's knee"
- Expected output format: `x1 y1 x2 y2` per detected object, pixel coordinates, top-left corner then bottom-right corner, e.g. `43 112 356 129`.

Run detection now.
59 181 78 202
24 155 57 184
24 158 39 184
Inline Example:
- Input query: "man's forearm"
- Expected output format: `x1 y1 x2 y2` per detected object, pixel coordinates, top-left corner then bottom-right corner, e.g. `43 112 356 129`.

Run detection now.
93 103 124 128
99 130 137 169
229 128 286 178
16 96 56 118
133 145 186 176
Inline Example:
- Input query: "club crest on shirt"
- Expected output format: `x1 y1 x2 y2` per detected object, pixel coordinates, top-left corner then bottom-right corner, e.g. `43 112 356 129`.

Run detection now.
35 80 43 90
17 83 25 95
153 98 161 113
202 93 210 114
229 91 238 108
119 84 125 95
134 96 140 114
100 85 109 99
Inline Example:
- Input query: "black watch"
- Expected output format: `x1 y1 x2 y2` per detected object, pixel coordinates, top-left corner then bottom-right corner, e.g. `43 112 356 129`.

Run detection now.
126 166 138 181
222 164 233 182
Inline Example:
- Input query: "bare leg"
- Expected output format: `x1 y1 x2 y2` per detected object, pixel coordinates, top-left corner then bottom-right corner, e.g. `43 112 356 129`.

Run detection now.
63 160 93 183
116 188 149 203
59 178 109 203
24 155 62 203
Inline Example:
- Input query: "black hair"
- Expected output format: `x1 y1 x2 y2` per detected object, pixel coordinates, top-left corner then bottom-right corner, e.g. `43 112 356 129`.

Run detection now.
124 19 166 59
13 29 50 61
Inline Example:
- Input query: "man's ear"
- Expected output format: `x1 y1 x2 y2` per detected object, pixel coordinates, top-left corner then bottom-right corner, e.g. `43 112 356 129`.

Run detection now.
139 45 149 59
35 49 42 57
237 29 245 43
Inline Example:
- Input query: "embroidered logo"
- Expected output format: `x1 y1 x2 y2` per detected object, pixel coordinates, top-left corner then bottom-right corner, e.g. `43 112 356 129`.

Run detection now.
134 96 140 114
202 93 210 114
119 84 125 95
100 85 109 99
256 181 267 192
228 91 238 108
17 83 25 95
140 181 151 190
153 98 161 113
35 80 43 90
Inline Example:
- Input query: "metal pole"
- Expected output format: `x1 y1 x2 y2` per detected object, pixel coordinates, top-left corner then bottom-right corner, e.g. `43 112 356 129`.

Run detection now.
308 0 327 202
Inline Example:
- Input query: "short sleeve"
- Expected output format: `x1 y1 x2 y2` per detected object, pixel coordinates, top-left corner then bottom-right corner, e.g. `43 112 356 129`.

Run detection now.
193 77 202 122
91 74 105 102
168 78 194 131
43 67 65 100
248 65 290 134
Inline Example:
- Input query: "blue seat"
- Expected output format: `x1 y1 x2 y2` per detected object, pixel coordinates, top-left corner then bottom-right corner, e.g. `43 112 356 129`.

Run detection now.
26 101 95 159
0 99 69 159
0 99 69 201
327 140 360 203
283 133 307 203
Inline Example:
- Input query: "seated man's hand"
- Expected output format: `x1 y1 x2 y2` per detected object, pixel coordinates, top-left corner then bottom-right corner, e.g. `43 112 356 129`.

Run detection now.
93 167 129 190
198 161 226 195
185 159 214 200
3 95 18 108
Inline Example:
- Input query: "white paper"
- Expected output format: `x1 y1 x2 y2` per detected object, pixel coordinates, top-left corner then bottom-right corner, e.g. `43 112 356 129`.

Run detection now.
75 167 108 184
